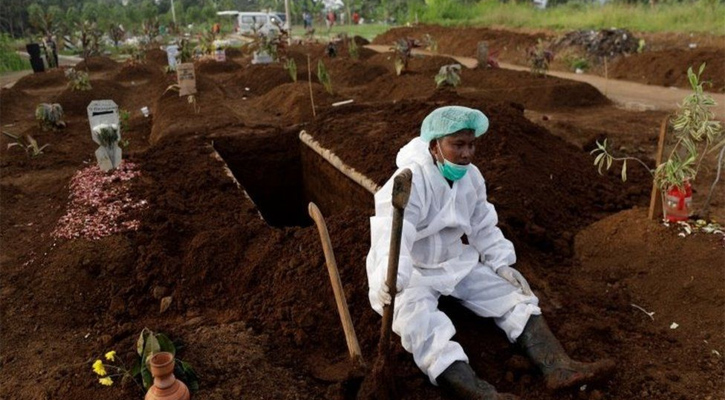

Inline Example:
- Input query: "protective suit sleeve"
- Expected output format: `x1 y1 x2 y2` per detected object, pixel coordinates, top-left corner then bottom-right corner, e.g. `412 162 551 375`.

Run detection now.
366 169 424 315
467 170 516 272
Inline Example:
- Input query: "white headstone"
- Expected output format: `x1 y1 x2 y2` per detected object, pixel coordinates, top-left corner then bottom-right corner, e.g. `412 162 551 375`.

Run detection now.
87 100 122 172
167 45 179 70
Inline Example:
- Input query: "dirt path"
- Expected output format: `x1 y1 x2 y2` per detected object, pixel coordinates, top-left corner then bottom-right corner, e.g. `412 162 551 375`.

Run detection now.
365 44 725 118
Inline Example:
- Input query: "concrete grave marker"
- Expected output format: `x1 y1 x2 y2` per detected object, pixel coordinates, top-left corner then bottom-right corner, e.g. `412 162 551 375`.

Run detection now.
87 100 122 172
166 45 179 71
176 63 197 96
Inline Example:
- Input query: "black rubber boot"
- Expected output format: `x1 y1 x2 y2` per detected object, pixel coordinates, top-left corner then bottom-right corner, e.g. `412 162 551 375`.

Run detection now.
517 315 615 390
437 361 520 400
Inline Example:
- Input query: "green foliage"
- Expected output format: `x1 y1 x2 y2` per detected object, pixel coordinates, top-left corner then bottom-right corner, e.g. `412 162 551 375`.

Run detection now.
35 103 65 131
348 37 359 60
526 39 554 77
568 57 589 71
317 60 333 94
134 328 199 392
0 34 30 73
392 37 421 76
591 63 724 193
284 58 298 82
65 68 92 91
3 131 49 158
93 124 119 147
435 64 462 89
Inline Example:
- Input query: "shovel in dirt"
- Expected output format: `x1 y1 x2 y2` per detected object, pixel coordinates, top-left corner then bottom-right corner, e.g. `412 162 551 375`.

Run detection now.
357 168 413 400
308 202 366 374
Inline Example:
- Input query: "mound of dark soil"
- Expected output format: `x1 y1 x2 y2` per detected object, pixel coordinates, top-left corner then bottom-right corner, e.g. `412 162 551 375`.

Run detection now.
610 47 725 92
232 64 299 96
114 62 163 81
225 47 244 58
75 56 120 72
253 81 340 124
145 48 169 66
11 69 68 90
195 58 242 74
55 80 127 116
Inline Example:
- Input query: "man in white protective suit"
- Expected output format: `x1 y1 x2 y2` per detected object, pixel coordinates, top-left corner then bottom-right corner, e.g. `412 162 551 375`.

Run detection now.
366 106 615 399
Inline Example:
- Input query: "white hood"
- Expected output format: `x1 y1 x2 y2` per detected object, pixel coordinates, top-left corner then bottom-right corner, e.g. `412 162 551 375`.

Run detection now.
396 137 432 169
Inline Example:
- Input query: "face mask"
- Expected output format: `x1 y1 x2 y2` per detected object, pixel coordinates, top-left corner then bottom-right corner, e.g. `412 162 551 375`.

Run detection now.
436 141 468 181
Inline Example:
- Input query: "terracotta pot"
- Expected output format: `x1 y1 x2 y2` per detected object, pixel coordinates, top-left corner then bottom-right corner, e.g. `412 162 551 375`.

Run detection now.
145 352 190 400
662 182 692 222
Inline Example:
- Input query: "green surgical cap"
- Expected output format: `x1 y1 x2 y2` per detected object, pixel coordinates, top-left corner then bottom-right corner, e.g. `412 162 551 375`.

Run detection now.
420 106 489 142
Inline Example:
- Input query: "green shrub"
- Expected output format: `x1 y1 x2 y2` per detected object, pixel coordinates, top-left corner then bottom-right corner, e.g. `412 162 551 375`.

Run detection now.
0 34 30 73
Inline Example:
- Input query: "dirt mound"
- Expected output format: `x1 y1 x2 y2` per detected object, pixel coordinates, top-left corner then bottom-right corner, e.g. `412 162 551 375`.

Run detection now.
253 81 340 124
225 47 243 58
459 68 610 110
573 208 725 399
553 29 640 58
145 48 169 66
55 80 128 116
114 62 163 81
232 64 299 96
75 56 120 72
0 88 38 122
610 47 725 92
195 58 242 74
11 68 68 90
325 58 389 87
150 75 239 142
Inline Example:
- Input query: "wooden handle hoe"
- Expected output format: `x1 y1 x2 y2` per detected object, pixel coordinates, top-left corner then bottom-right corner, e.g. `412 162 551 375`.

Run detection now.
308 202 364 368
358 168 413 400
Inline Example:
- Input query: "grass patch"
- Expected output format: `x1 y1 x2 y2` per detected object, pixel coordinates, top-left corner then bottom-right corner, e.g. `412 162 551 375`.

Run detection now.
418 0 725 34
291 24 391 41
0 34 30 73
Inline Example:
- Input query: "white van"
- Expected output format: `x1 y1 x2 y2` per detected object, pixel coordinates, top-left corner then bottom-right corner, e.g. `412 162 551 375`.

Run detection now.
218 11 287 35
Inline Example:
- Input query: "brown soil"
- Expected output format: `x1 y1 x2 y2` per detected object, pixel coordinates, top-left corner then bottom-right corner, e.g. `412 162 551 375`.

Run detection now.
373 25 725 92
75 56 122 72
1 27 723 400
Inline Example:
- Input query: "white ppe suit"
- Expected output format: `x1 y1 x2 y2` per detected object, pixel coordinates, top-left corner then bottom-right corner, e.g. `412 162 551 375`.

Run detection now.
366 137 541 384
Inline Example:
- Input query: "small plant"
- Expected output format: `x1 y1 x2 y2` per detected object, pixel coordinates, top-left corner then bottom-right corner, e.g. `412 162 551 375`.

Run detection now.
4 131 49 158
317 60 333 94
35 103 65 131
637 39 646 53
592 63 724 217
435 64 462 89
348 37 359 60
391 37 421 76
65 68 92 91
119 109 131 148
284 58 297 82
422 34 438 53
94 124 119 147
526 39 554 77
91 328 199 392
569 57 589 72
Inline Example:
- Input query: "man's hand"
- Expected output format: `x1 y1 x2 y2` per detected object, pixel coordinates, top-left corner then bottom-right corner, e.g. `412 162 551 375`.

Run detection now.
375 281 406 306
496 266 533 296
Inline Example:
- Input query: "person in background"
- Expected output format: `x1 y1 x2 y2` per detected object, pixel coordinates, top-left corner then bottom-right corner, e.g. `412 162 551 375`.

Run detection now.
325 10 336 32
352 11 360 25
366 105 616 400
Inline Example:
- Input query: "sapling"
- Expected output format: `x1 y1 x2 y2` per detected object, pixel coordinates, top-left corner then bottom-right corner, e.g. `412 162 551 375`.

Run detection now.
3 131 49 158
526 39 554 77
348 37 359 60
317 60 333 94
435 64 462 89
65 68 92 91
284 58 298 82
592 63 724 218
35 103 66 131
392 38 421 76
92 123 122 171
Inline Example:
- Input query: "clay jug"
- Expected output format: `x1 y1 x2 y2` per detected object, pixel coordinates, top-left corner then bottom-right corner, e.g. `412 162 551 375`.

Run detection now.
145 352 190 400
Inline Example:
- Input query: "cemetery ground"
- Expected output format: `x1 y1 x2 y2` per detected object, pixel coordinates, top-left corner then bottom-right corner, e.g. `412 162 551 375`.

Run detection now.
1 26 724 400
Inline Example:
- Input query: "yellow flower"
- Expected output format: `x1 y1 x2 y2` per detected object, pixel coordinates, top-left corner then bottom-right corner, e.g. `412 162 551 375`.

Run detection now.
99 376 113 386
104 350 116 361
92 359 107 376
